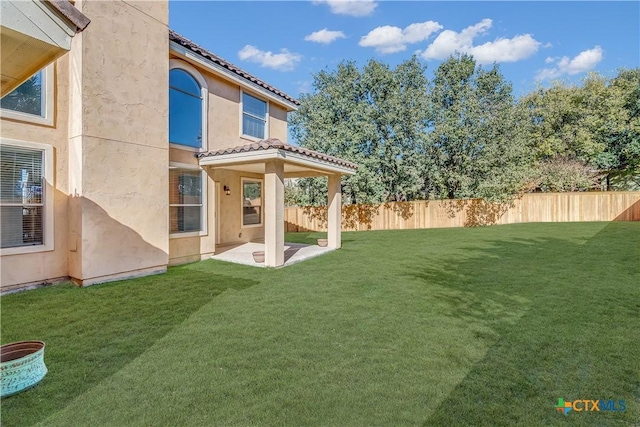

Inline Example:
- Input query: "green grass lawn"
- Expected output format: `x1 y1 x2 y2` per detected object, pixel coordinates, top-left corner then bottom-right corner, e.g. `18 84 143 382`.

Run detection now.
1 222 639 426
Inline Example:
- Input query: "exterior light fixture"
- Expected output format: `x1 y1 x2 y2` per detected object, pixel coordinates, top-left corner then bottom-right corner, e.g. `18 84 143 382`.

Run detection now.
224 185 231 196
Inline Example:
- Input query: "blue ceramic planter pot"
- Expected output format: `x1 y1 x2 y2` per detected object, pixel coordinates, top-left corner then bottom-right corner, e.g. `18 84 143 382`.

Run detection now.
1 341 47 398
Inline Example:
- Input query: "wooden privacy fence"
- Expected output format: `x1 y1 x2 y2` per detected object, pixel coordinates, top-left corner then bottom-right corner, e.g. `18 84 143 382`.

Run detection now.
284 192 640 232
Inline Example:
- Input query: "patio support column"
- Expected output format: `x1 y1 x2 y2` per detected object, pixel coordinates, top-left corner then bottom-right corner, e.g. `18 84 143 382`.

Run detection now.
264 160 285 267
327 173 342 249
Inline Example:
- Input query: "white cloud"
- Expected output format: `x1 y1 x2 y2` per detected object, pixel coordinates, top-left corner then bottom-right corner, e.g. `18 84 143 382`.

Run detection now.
420 18 541 64
421 19 492 60
312 0 377 17
471 34 541 64
403 22 444 43
237 45 302 71
359 26 405 53
536 46 603 80
305 28 347 44
359 21 443 54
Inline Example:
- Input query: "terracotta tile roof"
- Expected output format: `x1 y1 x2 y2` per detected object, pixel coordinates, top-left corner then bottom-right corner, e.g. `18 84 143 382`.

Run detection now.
169 31 300 108
197 138 358 170
46 0 91 32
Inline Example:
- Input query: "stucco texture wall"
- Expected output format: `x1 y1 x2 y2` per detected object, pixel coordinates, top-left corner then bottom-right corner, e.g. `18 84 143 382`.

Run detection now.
67 0 170 285
212 169 265 246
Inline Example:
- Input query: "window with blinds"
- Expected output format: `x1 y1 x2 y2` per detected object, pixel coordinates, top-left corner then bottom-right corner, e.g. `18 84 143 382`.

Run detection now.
0 145 45 248
242 93 267 139
169 168 203 234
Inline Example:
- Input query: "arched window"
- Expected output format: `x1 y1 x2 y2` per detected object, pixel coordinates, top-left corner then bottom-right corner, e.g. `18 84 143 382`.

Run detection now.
169 61 207 149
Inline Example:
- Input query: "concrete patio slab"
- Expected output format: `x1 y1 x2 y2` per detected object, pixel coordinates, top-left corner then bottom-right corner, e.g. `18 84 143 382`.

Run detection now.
211 242 334 268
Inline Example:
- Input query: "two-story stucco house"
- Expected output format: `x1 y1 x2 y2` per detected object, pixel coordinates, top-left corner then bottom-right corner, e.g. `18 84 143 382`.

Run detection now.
0 0 355 293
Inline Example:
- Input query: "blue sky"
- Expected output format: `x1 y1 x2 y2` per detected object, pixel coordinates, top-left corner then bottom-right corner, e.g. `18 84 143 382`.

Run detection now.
170 1 639 100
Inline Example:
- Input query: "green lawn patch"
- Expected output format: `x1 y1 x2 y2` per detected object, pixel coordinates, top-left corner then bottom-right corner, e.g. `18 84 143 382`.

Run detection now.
1 222 638 426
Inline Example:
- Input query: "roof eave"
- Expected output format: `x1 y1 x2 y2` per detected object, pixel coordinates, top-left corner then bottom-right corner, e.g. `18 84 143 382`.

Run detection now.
44 0 90 33
198 149 356 176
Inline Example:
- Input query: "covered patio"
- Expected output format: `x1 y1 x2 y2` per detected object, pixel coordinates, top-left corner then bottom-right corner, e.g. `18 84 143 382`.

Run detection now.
197 138 357 267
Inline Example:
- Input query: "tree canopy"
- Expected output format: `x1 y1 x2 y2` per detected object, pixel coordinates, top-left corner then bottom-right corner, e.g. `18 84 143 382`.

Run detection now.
425 54 532 202
288 54 640 206
290 57 430 204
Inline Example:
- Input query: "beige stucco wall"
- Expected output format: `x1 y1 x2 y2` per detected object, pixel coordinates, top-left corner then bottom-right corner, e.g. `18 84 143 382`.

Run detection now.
0 58 70 291
269 104 289 142
67 0 169 285
212 169 265 245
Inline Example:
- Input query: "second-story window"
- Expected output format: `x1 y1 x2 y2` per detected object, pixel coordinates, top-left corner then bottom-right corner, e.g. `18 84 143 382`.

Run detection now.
242 93 267 139
169 68 204 149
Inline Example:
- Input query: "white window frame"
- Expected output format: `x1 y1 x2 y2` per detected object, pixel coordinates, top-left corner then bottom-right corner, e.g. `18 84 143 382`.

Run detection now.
169 59 208 152
0 64 55 126
169 162 208 239
0 138 54 255
240 90 269 142
240 177 263 228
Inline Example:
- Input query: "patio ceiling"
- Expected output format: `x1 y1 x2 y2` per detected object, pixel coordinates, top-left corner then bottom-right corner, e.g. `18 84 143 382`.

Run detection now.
197 138 357 177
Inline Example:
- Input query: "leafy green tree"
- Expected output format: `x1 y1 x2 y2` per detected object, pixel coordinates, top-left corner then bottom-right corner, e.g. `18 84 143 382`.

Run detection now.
522 81 600 161
521 68 640 190
284 177 328 207
595 69 640 189
289 57 430 204
425 54 533 202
